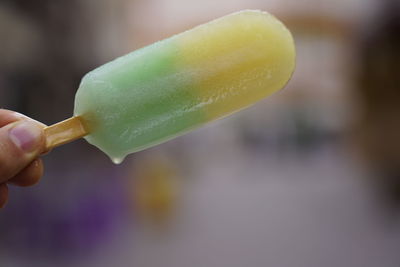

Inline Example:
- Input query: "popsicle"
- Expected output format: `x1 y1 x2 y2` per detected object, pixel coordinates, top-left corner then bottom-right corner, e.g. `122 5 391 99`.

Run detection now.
44 10 296 163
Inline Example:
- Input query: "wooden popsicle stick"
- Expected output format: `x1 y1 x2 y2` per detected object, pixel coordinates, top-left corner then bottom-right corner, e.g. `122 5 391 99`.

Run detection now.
43 116 88 151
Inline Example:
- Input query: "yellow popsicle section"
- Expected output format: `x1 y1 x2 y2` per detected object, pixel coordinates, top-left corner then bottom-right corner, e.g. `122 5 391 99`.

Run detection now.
178 11 295 119
73 10 296 163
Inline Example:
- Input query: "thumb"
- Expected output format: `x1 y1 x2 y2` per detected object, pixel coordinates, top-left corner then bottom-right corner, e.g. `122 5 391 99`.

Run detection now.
0 120 45 183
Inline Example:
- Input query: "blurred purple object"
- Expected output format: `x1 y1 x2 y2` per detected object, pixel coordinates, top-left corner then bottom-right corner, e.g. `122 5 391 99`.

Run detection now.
0 161 128 259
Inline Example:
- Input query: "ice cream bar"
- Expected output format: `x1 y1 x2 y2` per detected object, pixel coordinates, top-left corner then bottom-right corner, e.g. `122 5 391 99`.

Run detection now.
45 10 296 163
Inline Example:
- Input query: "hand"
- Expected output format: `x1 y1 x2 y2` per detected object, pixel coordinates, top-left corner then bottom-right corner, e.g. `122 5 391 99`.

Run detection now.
0 109 46 209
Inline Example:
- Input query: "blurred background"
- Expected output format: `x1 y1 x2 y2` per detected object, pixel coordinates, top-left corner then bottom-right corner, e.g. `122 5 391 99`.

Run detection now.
0 0 399 266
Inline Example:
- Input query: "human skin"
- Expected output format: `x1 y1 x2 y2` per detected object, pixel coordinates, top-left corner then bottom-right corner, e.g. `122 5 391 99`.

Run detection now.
0 109 46 209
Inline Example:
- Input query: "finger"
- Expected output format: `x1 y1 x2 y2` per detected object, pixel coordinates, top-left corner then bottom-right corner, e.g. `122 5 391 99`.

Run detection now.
8 158 44 187
0 183 8 209
0 109 24 127
0 109 46 128
0 120 45 183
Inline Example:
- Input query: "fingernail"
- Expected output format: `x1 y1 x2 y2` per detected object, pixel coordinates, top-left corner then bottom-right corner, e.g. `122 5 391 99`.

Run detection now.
9 121 43 152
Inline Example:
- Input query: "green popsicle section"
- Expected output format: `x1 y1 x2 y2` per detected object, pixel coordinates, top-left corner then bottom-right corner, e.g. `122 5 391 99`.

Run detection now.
74 10 296 163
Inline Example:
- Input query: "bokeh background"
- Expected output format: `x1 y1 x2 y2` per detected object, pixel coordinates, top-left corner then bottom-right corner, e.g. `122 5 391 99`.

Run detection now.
1 0 400 266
